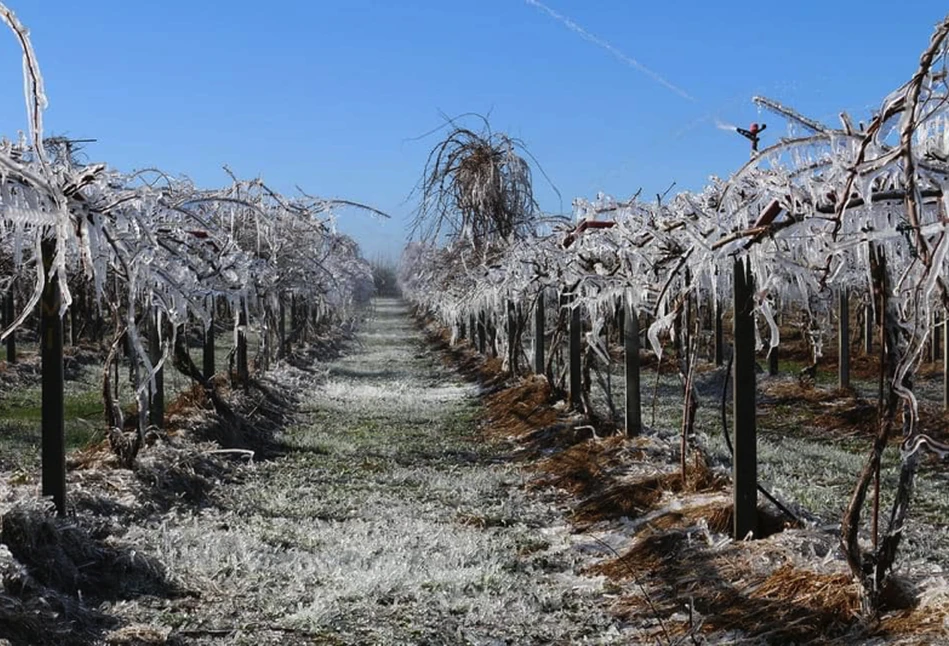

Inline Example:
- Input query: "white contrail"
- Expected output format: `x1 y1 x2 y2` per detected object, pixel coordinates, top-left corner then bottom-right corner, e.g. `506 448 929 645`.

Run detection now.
524 0 695 102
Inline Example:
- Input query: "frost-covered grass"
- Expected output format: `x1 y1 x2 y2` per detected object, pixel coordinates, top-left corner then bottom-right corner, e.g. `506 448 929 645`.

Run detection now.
109 298 636 644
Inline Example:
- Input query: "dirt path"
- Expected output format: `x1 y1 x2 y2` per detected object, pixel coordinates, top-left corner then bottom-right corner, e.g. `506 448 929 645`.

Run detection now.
116 298 631 645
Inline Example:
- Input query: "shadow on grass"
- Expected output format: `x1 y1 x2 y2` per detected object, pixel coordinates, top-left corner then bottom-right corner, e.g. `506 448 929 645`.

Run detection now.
593 530 864 643
328 364 420 383
0 503 187 646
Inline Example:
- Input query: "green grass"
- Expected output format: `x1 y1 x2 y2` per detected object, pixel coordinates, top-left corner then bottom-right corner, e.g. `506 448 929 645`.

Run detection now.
0 385 105 470
0 388 103 423
0 325 257 466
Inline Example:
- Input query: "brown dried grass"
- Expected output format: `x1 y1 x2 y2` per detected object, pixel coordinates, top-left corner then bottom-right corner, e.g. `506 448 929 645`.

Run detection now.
600 531 864 644
68 439 120 471
533 435 628 497
680 451 730 493
698 501 798 538
812 397 878 438
569 456 727 526
761 379 841 405
694 564 860 643
752 565 858 618
571 477 667 525
425 323 508 388
164 382 213 421
481 375 558 442
917 358 944 378
849 351 883 381
637 347 682 374
916 399 949 448
877 584 949 640
587 529 688 581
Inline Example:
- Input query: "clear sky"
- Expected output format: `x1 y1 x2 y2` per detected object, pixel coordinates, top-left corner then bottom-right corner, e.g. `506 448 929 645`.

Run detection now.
1 2 946 261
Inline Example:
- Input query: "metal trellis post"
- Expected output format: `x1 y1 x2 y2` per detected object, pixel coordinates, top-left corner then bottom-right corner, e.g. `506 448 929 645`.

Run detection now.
733 258 757 540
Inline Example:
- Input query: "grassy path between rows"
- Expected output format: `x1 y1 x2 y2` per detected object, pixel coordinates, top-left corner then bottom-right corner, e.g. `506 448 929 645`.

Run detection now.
116 298 630 645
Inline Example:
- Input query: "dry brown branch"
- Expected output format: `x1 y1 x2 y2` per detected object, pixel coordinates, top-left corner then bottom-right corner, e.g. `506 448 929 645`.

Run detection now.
410 116 542 249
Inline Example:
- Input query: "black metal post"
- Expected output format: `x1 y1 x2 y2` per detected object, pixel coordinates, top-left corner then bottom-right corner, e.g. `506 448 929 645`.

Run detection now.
944 307 949 411
40 238 65 515
733 258 757 540
477 310 486 355
932 310 941 364
625 297 642 435
534 291 545 374
279 296 287 358
839 289 850 390
569 295 582 409
203 297 216 380
507 300 517 372
236 299 249 384
714 299 724 367
5 287 15 364
148 311 164 430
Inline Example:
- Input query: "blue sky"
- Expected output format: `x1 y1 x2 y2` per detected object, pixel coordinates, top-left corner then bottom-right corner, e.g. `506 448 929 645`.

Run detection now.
1 2 946 260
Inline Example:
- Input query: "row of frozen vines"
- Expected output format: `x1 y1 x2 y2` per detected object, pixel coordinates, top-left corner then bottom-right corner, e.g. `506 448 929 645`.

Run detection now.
0 7 376 512
400 16 949 615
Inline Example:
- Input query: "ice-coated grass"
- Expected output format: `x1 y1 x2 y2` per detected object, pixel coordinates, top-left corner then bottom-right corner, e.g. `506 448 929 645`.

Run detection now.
110 298 634 644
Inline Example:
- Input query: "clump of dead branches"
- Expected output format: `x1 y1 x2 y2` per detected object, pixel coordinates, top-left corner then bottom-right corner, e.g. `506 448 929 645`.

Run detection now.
411 116 542 250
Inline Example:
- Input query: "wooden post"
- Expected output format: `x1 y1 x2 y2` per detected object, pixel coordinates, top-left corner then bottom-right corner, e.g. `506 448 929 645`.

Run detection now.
839 289 850 390
714 299 724 367
767 344 778 376
203 297 216 380
569 295 582 409
625 297 642 435
40 238 65 515
733 258 757 540
533 292 545 374
5 287 15 364
148 310 164 430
